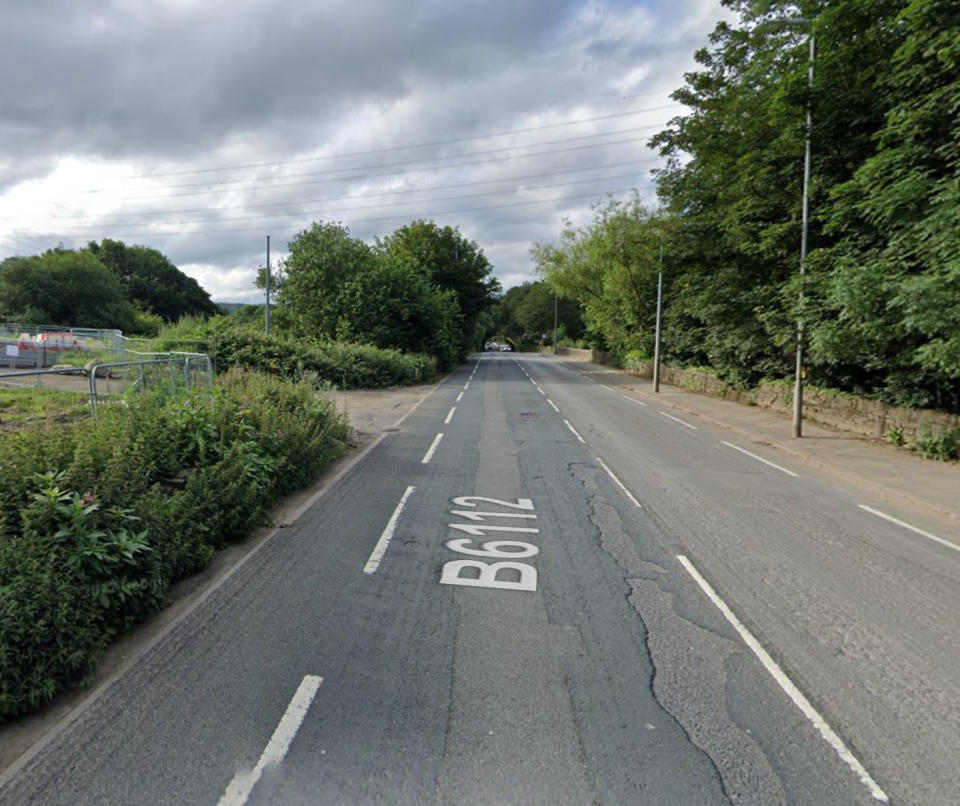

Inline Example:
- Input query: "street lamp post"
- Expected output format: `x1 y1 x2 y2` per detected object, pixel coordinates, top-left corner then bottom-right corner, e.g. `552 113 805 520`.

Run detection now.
794 31 815 438
553 288 558 355
760 17 814 438
653 245 663 393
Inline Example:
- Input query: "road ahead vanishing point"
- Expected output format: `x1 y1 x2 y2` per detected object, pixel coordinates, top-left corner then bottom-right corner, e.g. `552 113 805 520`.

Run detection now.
3 353 959 805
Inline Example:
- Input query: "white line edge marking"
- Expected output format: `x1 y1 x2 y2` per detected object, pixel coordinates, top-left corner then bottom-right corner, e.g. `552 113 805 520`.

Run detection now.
676 555 889 803
660 411 699 430
596 457 642 508
444 406 456 425
421 432 444 464
622 394 647 407
564 419 586 444
721 441 799 478
858 505 959 553
363 486 417 574
218 675 324 806
456 391 464 402
547 399 560 413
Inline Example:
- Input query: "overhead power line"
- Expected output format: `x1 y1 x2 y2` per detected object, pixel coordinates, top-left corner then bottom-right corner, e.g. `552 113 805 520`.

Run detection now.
125 102 682 180
49 160 659 223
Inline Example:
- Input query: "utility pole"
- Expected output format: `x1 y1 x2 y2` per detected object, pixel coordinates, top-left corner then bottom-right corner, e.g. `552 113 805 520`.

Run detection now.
794 32 815 438
265 235 271 335
553 288 559 355
653 244 663 393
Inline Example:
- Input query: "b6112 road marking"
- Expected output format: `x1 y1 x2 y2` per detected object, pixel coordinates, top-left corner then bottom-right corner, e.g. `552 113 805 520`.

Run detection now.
440 496 540 592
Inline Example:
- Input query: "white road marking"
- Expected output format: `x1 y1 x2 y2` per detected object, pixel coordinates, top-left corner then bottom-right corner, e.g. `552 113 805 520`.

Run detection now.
721 441 799 478
530 378 538 387
601 385 618 394
363 486 417 574
564 419 586 444
456 391 464 402
547 399 560 413
676 555 889 803
464 381 470 390
422 432 444 464
584 375 597 383
536 386 545 396
622 394 647 407
596 457 642 508
218 675 324 806
444 406 456 425
660 411 699 430
858 505 959 553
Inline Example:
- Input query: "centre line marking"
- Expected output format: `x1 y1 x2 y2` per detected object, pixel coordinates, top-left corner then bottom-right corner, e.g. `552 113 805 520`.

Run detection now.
601 385 617 394
858 505 959 553
676 555 889 803
422 432 444 464
456 391 464 402
596 457 642 508
721 441 799 477
622 394 647 407
547 399 560 413
444 406 456 425
564 419 586 444
464 381 470 390
218 675 324 806
660 411 699 430
364 485 417 574
536 386 545 396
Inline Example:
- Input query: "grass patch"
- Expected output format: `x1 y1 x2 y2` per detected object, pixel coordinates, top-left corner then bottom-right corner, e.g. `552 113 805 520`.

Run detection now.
0 388 90 424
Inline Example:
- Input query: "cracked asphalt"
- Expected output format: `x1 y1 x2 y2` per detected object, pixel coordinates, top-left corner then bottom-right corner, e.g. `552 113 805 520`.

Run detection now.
3 353 953 804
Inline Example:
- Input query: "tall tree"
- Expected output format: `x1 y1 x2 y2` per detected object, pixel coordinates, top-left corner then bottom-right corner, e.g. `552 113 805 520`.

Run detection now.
87 239 217 321
378 220 500 355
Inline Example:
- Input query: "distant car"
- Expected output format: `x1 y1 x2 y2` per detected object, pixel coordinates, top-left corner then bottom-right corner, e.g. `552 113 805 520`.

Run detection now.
500 344 512 352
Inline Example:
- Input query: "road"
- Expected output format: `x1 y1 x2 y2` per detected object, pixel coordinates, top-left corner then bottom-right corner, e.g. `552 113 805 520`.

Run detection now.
2 353 958 805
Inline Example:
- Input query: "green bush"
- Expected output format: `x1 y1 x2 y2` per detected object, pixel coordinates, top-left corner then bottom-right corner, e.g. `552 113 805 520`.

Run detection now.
0 368 349 720
913 427 960 461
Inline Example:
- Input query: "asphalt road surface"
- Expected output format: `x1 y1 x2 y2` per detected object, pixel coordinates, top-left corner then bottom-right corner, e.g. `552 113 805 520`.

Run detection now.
2 353 958 805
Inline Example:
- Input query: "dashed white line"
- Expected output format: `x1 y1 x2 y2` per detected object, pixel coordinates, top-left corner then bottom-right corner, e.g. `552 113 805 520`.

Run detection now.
601 385 618 394
422 432 444 464
721 441 799 478
622 394 647 407
218 675 324 806
444 406 456 425
547 399 560 413
660 411 699 430
456 391 464 402
596 457 642 508
464 381 470 390
564 419 586 444
536 386 545 396
676 555 888 803
858 505 959 553
363 486 417 574
530 378 538 387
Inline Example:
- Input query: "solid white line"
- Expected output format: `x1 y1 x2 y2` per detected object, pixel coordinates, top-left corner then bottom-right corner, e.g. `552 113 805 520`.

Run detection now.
660 411 698 430
422 432 444 464
676 555 889 803
722 441 799 478
536 386 545 396
363 485 417 574
564 419 586 444
622 394 647 407
444 406 456 425
218 675 324 806
858 505 959 553
596 457 642 508
456 391 464 402
547 399 560 413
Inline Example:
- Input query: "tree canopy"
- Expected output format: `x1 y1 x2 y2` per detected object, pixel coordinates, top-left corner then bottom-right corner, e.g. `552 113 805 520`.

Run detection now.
534 0 960 412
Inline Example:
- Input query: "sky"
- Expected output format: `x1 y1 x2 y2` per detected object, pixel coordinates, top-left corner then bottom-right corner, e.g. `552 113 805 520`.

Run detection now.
0 0 729 304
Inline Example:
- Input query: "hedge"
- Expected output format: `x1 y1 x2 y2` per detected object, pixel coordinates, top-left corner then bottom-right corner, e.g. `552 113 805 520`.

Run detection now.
0 369 349 720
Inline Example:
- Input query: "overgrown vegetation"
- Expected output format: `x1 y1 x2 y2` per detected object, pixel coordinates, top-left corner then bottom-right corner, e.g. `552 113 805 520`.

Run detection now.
0 369 349 720
534 0 960 415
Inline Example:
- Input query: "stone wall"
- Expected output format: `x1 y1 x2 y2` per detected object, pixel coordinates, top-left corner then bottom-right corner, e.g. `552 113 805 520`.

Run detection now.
619 357 959 442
